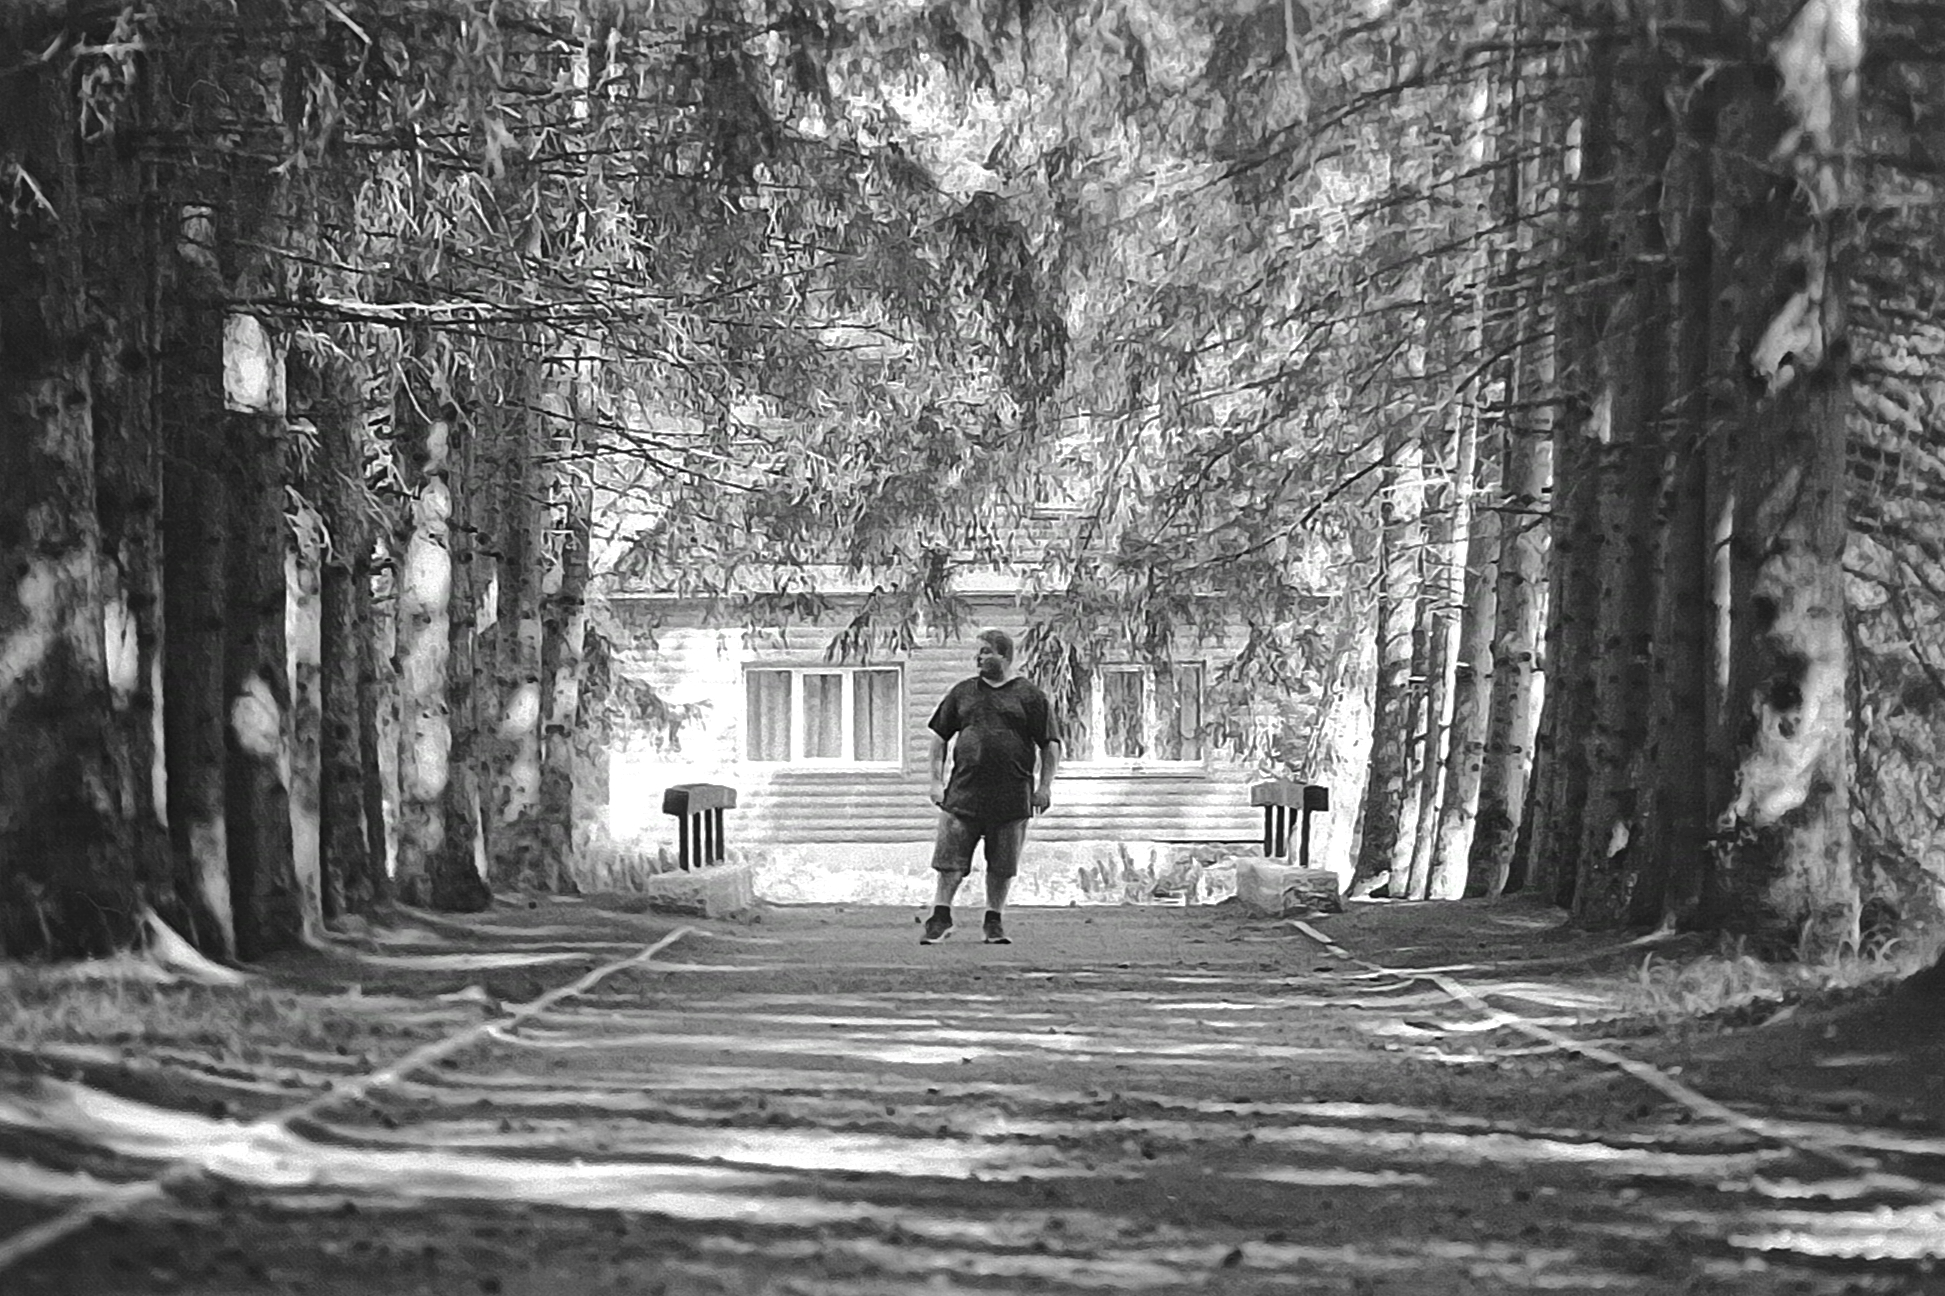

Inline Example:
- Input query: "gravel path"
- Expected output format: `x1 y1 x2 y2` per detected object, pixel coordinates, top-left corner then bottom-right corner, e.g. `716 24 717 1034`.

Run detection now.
1 900 1937 1294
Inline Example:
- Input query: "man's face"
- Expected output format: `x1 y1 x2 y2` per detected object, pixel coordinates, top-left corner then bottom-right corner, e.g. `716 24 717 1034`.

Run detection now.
975 641 1009 680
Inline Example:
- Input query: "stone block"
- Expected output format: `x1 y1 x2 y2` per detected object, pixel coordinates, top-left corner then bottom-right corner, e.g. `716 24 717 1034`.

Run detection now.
639 861 756 919
1233 857 1343 916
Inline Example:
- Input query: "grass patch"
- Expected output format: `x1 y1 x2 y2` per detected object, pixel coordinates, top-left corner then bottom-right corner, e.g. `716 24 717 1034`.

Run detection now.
1620 927 1944 1028
0 962 419 1061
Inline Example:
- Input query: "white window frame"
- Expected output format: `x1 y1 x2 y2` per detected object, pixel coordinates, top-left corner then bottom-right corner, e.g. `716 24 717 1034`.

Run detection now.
744 665 904 768
1070 662 1207 771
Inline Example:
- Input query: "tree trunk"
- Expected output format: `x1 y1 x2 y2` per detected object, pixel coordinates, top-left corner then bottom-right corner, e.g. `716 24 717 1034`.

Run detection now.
1473 393 1553 897
0 32 141 956
1573 44 1674 928
489 364 556 891
1521 23 1619 908
1351 409 1426 896
222 317 304 959
1572 429 1663 926
438 401 493 912
1420 57 1505 903
83 64 178 933
364 340 405 892
1472 38 1559 898
1706 0 1863 957
1650 32 1719 928
539 385 593 892
469 380 506 884
572 673 614 873
160 205 236 957
288 472 326 936
539 502 592 890
1835 0 1942 955
1304 573 1378 880
534 28 606 890
1431 411 1500 900
1399 593 1433 890
364 548 401 898
394 395 455 908
1525 458 1601 911
1405 420 1461 900
310 351 384 918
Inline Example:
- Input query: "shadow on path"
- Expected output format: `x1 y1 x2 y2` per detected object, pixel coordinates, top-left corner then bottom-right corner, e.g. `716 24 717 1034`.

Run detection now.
0 898 1939 1294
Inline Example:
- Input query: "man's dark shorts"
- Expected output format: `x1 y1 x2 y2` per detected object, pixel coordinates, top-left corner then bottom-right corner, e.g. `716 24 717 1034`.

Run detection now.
930 812 1030 879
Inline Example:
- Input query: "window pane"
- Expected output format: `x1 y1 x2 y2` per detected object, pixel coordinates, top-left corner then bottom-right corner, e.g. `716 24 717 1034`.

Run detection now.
802 673 843 758
1102 670 1146 759
746 670 790 762
1158 664 1203 761
853 669 900 762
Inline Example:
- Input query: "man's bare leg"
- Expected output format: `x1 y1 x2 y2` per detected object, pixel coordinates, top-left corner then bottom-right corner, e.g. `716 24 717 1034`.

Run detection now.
984 872 1011 911
923 815 975 944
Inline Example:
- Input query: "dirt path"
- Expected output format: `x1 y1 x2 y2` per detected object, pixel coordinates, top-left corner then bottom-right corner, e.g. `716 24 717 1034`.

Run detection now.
1 899 1939 1294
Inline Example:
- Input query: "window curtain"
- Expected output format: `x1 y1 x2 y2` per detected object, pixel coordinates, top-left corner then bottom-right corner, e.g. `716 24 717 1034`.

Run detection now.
746 670 791 761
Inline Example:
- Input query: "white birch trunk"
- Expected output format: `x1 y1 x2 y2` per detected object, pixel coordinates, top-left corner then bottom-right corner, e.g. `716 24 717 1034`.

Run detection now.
287 494 325 939
395 420 454 906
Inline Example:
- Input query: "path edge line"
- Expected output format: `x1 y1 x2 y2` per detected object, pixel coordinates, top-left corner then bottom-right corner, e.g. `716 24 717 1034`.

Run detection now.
0 925 697 1277
1285 919 1937 1202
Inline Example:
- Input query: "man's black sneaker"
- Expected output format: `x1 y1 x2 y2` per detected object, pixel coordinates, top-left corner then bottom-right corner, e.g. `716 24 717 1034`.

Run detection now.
920 915 953 945
982 915 1011 945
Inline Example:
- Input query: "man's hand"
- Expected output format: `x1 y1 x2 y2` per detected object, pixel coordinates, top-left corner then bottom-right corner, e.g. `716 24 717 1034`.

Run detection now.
929 780 947 808
1031 786 1052 814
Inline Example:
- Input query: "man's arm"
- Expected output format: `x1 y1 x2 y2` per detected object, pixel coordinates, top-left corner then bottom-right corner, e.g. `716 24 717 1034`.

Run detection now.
929 734 950 807
1032 739 1062 813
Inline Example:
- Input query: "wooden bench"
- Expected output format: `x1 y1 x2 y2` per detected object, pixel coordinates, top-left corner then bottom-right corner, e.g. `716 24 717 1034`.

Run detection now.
662 782 737 871
1250 781 1330 869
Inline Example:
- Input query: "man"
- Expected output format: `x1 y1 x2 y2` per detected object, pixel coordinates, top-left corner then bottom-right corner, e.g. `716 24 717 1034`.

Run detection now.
920 628 1061 946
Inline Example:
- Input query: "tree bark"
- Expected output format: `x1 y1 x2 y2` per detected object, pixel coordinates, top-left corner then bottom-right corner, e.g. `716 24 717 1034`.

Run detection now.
81 54 178 933
363 544 401 899
438 399 493 911
1405 418 1461 900
394 393 455 908
363 340 405 892
1650 25 1719 928
1573 43 1674 929
222 316 303 959
1521 22 1619 907
1706 0 1863 957
309 351 384 918
1572 431 1662 925
534 26 606 890
1421 58 1506 903
1431 410 1499 899
489 362 557 891
1351 407 1426 895
0 28 141 956
288 462 326 936
1472 37 1559 898
1473 389 1553 897
159 204 236 958
539 383 593 892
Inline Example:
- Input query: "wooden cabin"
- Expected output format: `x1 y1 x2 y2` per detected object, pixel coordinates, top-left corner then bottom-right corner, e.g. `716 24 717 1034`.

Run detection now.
601 566 1274 903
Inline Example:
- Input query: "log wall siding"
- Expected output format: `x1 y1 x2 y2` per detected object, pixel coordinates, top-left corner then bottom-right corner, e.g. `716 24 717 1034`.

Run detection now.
608 602 1261 847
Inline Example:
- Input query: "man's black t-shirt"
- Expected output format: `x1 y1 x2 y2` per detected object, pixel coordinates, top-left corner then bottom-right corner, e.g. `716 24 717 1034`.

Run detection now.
929 676 1058 829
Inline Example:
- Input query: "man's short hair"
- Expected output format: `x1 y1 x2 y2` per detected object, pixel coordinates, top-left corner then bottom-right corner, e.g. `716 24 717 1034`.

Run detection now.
977 628 1015 660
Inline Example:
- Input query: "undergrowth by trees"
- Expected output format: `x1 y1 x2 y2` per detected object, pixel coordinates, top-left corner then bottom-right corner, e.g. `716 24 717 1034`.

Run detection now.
2 0 1941 961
